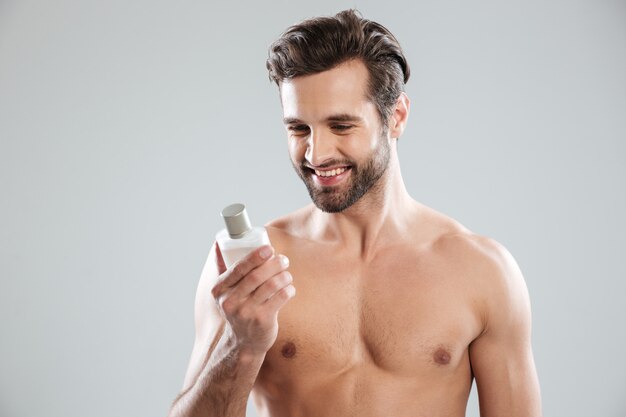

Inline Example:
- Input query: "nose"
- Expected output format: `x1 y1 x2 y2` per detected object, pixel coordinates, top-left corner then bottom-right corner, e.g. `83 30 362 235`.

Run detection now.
305 128 337 167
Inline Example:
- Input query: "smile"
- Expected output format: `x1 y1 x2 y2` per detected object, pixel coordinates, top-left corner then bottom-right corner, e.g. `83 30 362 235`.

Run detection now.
314 167 348 177
310 166 352 186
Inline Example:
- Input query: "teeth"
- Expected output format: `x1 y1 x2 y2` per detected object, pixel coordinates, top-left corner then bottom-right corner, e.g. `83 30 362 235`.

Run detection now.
314 167 347 177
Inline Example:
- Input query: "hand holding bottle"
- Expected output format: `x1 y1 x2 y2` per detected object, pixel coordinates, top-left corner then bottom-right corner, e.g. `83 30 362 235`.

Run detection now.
211 243 295 356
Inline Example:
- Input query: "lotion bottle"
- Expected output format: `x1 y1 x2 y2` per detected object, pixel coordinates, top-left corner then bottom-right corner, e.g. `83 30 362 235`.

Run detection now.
215 203 271 268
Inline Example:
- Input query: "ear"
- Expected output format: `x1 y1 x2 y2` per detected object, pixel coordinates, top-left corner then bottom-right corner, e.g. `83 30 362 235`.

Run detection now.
388 92 410 140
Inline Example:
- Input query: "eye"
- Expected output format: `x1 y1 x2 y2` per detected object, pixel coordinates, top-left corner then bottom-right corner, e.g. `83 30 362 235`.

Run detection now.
331 124 353 132
287 125 310 136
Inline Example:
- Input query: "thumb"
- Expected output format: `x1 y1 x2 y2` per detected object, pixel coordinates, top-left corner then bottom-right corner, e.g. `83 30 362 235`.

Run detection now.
214 241 227 275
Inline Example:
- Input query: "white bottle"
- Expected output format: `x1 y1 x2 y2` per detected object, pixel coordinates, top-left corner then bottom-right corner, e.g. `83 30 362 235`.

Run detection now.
215 203 271 268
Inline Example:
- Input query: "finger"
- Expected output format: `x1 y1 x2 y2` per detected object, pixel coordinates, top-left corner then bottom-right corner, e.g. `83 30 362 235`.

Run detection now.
212 245 274 298
263 284 296 312
250 270 293 303
214 241 227 275
229 254 289 302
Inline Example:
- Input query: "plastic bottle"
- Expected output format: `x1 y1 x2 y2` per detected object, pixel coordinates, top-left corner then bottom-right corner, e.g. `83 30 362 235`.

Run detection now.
215 203 271 268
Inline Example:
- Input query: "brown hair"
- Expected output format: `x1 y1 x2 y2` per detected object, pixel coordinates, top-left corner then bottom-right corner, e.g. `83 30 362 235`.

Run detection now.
266 9 410 130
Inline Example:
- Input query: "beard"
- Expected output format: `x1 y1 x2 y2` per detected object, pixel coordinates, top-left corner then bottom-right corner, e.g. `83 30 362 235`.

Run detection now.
291 137 391 213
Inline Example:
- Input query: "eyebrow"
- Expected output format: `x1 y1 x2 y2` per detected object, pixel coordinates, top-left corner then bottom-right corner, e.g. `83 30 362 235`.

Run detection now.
283 114 363 125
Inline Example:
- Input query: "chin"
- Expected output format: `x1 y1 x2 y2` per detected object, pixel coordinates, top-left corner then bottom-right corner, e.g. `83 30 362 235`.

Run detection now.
312 201 347 213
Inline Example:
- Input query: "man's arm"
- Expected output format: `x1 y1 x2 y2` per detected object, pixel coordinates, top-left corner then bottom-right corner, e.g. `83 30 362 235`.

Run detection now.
168 241 294 417
469 237 542 417
168 242 264 417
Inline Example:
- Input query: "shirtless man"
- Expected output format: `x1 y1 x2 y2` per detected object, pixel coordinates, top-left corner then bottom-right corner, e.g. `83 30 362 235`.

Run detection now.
169 9 542 417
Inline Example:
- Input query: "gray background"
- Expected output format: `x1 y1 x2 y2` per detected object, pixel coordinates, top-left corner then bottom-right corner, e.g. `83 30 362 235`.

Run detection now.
1 0 624 416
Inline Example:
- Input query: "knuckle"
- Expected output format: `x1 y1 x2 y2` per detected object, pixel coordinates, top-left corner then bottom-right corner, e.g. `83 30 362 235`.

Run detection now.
240 307 261 325
220 298 236 315
252 309 271 326
232 262 246 278
251 312 265 326
272 272 290 288
247 270 264 286
267 277 282 292
277 285 292 300
274 255 287 269
282 271 293 284
238 306 252 322
285 284 296 298
250 248 267 264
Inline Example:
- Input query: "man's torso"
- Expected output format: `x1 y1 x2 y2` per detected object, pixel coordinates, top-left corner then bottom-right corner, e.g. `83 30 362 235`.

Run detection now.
250 203 488 417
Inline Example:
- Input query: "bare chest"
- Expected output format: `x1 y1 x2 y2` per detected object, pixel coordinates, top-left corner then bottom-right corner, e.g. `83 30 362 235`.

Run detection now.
256 247 483 390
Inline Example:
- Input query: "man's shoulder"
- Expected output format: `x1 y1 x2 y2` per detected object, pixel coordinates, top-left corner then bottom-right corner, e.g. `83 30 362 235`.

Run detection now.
263 204 314 238
433 223 528 313
423 207 523 287
261 204 320 252
434 228 509 265
435 227 520 281
428 217 529 331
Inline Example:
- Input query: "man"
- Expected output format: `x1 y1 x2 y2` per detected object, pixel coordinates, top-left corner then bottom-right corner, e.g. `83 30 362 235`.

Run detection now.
169 9 542 417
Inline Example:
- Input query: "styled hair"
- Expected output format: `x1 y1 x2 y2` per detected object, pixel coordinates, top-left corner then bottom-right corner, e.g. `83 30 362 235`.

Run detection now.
266 9 410 130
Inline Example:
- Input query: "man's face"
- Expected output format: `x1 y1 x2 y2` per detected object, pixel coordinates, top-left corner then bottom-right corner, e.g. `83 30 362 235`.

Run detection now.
280 60 391 213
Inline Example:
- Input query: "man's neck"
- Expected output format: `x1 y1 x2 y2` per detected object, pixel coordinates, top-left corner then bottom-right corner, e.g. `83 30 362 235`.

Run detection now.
309 154 418 261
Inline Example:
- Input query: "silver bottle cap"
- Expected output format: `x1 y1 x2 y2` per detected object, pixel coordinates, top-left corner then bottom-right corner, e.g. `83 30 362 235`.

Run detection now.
221 203 252 239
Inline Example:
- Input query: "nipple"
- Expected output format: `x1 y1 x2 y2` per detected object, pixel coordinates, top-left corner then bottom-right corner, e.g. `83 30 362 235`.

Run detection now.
281 342 297 358
433 347 451 365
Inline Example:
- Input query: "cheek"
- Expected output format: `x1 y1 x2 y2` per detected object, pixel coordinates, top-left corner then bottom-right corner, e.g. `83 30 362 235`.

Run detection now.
343 134 378 159
288 138 305 162
366 133 381 151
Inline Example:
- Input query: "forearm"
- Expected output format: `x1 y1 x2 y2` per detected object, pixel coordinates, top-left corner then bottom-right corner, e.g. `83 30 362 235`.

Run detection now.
169 333 265 417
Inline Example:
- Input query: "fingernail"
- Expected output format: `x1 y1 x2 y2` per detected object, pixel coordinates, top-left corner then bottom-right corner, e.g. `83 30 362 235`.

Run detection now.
260 246 273 259
279 255 289 267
